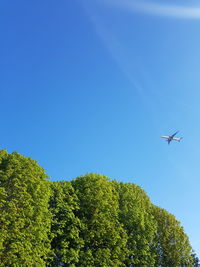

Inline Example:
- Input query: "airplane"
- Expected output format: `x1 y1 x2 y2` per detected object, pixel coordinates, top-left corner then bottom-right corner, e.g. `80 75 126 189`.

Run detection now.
161 131 183 144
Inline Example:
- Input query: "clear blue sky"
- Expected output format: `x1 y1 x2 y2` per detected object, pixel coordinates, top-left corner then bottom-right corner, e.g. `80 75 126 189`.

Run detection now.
1 0 200 256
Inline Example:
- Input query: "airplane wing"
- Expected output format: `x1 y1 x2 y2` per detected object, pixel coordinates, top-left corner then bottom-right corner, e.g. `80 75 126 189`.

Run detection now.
173 137 183 141
161 136 169 139
171 131 179 138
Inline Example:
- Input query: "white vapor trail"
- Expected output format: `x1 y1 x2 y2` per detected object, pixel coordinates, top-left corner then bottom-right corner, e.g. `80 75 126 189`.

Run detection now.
105 0 200 19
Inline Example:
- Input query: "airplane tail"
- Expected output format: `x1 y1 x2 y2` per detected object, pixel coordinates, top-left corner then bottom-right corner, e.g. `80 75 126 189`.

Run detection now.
179 137 183 142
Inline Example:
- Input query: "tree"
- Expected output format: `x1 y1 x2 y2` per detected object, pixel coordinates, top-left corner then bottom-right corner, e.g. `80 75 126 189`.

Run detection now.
71 173 128 267
48 181 83 266
115 182 156 266
0 150 51 266
0 149 196 266
191 251 200 267
152 205 193 267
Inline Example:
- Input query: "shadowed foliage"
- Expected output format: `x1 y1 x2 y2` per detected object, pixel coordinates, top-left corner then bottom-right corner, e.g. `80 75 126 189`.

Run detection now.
48 181 83 266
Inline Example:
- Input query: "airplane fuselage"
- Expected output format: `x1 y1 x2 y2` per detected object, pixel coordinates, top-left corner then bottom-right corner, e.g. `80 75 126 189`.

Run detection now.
161 132 182 144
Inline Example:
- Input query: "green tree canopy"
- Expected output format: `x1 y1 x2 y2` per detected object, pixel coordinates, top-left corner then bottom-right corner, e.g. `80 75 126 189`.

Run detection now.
0 150 197 266
72 174 128 267
49 181 83 266
0 150 51 266
152 205 193 267
115 182 157 266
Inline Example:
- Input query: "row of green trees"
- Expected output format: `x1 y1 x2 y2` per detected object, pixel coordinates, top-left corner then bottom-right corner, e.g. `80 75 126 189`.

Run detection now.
0 150 199 266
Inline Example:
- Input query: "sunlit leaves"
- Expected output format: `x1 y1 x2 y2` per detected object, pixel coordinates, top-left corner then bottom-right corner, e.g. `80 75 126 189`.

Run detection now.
72 174 128 266
0 150 51 266
0 150 196 266
115 182 156 266
152 205 193 266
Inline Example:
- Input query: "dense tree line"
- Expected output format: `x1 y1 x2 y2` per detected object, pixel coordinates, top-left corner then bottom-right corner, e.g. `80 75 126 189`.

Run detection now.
0 150 199 266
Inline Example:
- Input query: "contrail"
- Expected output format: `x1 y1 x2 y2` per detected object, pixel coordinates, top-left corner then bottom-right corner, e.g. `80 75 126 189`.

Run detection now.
104 0 200 19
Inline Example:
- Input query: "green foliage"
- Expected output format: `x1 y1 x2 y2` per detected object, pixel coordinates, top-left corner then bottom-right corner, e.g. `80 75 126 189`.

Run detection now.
0 150 51 266
152 205 193 267
48 181 83 266
72 174 128 267
0 150 197 266
115 182 157 266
